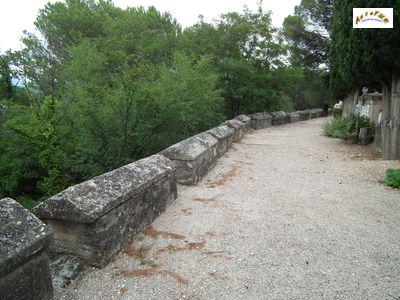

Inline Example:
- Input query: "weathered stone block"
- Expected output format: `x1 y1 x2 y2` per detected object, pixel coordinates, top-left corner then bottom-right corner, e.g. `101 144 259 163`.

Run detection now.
207 125 234 157
50 255 85 295
33 154 177 267
313 108 324 118
224 119 245 142
287 112 301 123
298 110 311 120
250 112 272 130
234 114 251 132
310 109 319 119
0 198 53 300
161 132 218 185
270 111 287 125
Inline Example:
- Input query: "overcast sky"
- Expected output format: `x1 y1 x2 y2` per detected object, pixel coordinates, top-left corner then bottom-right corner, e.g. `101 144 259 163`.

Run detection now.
0 0 300 52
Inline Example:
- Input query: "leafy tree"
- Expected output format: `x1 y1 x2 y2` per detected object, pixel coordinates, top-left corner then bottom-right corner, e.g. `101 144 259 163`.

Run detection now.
180 5 297 116
282 0 334 109
330 0 400 96
0 53 14 99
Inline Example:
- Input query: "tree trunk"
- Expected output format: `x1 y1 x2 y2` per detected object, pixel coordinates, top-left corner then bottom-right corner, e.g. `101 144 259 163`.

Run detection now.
342 88 359 117
381 74 400 159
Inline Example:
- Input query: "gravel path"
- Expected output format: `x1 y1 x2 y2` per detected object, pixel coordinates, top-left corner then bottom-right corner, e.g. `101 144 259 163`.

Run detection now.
62 118 400 300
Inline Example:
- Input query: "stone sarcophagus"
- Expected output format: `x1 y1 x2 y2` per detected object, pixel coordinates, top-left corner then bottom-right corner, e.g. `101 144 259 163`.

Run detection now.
224 119 245 142
270 111 288 125
298 110 311 121
0 198 53 300
33 154 177 267
207 125 234 157
234 114 251 132
287 112 301 123
250 112 272 130
161 132 218 185
310 109 319 119
314 108 324 118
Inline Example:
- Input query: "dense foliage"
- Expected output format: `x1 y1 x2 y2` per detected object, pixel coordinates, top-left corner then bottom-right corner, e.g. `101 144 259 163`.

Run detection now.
330 0 400 97
2 0 326 206
323 114 374 142
282 0 333 110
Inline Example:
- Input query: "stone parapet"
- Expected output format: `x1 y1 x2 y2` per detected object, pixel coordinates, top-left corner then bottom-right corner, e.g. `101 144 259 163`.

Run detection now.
234 115 251 132
270 111 288 125
207 125 234 157
33 154 177 267
161 132 218 185
298 110 311 121
250 112 272 129
0 198 53 300
223 119 245 142
287 112 301 123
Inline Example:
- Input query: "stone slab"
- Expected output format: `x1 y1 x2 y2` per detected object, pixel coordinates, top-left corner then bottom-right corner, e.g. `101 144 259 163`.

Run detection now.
224 119 245 142
162 132 218 185
313 108 324 118
34 155 175 224
34 154 177 267
0 198 53 299
270 111 288 125
0 251 53 300
298 110 311 121
234 115 251 132
0 198 52 277
51 255 86 294
207 125 234 157
250 112 272 130
310 109 319 119
287 112 301 123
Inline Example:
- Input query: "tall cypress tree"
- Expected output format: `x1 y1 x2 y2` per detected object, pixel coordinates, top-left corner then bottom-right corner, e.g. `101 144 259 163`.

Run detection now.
330 0 400 158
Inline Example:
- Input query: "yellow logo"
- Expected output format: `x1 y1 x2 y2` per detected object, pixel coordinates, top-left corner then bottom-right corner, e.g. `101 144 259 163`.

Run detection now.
355 10 389 24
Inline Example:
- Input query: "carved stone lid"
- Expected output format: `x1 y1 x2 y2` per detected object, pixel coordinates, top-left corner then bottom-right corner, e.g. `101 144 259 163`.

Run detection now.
207 125 234 140
33 154 175 223
0 198 52 276
235 114 251 124
224 119 245 130
161 132 217 162
270 111 287 118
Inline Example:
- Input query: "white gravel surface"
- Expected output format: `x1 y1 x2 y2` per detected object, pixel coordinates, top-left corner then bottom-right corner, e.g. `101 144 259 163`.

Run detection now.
61 118 400 300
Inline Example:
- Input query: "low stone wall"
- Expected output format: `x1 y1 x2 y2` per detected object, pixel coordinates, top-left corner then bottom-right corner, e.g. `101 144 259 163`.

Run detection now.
298 110 310 121
207 125 234 157
235 115 252 132
2 107 326 298
161 132 218 185
250 113 272 130
0 198 53 300
313 108 324 118
310 109 318 119
287 112 301 123
224 119 245 142
33 154 177 267
270 111 288 125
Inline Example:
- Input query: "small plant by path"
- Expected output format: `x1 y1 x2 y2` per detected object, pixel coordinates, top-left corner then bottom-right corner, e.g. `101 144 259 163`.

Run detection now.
323 114 374 143
384 166 400 189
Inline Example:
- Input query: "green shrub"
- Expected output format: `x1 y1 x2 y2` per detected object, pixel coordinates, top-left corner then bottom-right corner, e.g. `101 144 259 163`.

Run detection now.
384 168 400 189
333 108 343 119
323 117 347 137
323 114 374 142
